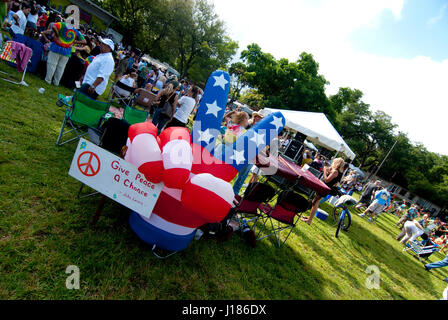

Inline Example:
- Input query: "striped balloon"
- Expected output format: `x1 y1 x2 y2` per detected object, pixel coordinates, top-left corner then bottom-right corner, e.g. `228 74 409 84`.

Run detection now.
127 70 285 254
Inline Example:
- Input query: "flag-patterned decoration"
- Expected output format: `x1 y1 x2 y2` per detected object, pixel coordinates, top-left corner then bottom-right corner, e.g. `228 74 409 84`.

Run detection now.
192 70 230 154
127 70 286 254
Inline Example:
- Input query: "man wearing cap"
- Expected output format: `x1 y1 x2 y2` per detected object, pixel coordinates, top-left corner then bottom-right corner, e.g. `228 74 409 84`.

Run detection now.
45 16 86 86
80 38 115 100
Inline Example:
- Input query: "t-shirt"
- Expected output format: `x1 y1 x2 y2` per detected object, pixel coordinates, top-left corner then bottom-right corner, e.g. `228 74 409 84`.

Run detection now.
10 10 28 35
114 77 135 97
50 22 84 56
174 96 196 124
404 221 424 241
37 14 48 28
406 208 419 219
82 52 115 96
362 183 378 199
374 189 391 207
152 80 164 93
27 13 38 25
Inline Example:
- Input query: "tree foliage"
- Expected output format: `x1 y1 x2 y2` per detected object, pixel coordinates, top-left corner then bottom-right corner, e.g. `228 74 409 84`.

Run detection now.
94 0 238 83
89 2 447 210
238 44 333 121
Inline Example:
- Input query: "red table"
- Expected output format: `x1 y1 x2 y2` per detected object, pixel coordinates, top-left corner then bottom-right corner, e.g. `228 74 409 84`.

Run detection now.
256 154 331 197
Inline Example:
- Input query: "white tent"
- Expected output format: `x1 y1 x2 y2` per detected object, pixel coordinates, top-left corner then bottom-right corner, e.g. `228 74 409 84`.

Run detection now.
260 108 357 160
304 140 318 152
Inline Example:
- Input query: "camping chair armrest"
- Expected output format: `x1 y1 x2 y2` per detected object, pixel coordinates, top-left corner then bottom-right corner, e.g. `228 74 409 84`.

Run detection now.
64 105 74 119
56 98 72 109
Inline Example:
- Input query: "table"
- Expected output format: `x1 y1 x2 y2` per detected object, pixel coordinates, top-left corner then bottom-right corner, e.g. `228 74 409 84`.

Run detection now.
255 154 331 197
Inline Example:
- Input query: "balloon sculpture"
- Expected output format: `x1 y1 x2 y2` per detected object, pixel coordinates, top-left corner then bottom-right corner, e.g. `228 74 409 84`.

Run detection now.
125 70 286 253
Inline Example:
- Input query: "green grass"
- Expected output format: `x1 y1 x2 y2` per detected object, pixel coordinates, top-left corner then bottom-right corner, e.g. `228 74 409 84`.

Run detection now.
0 61 447 300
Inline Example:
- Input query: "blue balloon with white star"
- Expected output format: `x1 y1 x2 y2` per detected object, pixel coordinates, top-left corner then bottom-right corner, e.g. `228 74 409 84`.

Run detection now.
192 70 230 154
192 70 286 172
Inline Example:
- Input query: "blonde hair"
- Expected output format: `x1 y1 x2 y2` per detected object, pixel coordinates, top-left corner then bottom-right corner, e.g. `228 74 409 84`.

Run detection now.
160 83 175 97
158 75 167 84
331 158 345 173
232 112 250 126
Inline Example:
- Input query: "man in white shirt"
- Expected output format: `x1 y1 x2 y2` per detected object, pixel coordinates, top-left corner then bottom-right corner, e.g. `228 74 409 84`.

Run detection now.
10 3 31 37
80 38 115 100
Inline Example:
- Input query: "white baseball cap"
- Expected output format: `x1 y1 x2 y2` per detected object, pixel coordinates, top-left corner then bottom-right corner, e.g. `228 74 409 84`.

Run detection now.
99 37 115 51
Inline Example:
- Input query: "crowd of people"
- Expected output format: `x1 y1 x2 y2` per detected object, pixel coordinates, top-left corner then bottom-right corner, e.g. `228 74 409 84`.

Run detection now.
2 0 447 293
1 1 202 104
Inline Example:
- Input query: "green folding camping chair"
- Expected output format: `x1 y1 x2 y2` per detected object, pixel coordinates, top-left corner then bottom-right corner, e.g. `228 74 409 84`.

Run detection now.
56 91 111 146
123 105 148 125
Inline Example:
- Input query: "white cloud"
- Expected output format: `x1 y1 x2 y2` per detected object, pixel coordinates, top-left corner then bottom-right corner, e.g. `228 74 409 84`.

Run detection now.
213 0 448 155
427 3 447 27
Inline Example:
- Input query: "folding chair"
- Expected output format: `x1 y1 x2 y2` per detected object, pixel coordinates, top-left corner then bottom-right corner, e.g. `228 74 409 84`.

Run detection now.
123 105 148 125
56 91 111 146
133 89 157 111
108 80 136 106
404 240 440 262
233 182 277 234
257 190 310 247
0 40 32 86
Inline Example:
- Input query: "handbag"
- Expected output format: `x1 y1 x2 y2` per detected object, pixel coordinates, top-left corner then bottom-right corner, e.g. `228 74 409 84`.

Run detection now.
161 92 176 117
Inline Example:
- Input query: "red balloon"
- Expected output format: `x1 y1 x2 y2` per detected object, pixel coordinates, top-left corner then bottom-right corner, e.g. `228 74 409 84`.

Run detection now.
181 174 235 223
159 128 193 189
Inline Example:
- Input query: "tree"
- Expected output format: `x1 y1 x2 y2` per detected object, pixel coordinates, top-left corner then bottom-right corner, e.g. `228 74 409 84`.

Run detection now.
331 88 396 168
228 62 251 103
239 44 333 120
94 0 238 84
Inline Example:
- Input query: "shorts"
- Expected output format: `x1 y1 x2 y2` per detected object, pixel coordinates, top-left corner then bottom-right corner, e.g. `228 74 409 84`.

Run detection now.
368 201 386 215
358 195 372 205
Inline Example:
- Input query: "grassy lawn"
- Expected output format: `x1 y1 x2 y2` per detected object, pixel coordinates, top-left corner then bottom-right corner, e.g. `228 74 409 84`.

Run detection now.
0 61 447 300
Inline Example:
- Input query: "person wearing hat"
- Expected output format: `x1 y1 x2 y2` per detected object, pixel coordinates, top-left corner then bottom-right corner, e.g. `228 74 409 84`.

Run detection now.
45 15 86 86
246 112 263 130
80 37 115 100
232 112 266 195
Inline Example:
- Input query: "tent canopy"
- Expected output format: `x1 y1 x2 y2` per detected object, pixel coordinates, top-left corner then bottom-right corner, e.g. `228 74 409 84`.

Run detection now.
260 108 356 160
304 140 318 152
349 164 366 177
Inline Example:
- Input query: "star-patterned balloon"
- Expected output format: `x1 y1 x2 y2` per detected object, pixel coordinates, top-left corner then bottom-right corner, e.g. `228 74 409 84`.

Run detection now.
127 69 286 254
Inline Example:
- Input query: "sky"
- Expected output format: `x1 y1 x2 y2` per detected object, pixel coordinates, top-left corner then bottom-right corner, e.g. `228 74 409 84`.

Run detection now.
212 0 448 156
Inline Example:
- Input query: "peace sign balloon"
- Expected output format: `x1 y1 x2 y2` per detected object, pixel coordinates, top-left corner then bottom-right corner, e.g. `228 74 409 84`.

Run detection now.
126 70 286 253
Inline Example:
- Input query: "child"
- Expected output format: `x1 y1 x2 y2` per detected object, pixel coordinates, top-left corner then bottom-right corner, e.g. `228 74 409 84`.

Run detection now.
223 111 250 144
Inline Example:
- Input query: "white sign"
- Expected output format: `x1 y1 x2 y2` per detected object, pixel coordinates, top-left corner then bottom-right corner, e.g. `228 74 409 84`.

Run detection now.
69 139 163 219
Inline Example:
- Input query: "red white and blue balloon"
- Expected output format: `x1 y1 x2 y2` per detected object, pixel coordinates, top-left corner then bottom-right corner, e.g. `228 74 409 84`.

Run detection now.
125 70 285 252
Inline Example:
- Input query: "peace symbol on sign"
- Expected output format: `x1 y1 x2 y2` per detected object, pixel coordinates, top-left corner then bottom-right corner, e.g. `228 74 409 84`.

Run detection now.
77 152 101 177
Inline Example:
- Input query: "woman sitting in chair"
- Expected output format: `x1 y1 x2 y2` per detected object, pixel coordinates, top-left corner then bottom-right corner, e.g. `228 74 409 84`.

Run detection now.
301 158 346 226
113 72 137 98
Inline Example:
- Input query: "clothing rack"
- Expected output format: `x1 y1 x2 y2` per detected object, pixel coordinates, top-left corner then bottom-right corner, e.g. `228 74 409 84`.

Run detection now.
0 40 33 86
